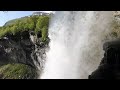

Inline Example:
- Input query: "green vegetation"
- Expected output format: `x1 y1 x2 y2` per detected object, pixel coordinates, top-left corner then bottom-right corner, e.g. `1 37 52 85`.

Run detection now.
42 26 48 41
0 15 50 41
0 64 37 79
110 19 120 38
111 32 118 37
0 15 50 79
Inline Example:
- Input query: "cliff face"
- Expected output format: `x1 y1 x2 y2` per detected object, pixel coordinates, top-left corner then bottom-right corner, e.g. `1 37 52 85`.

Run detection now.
0 14 50 79
0 31 49 78
0 38 27 66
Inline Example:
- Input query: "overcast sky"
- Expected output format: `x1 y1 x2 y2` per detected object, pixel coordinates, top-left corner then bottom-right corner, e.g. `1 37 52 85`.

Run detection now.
0 11 53 26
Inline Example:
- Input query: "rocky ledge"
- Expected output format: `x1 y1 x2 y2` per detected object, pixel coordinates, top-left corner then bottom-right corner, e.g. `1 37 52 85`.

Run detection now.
0 31 49 79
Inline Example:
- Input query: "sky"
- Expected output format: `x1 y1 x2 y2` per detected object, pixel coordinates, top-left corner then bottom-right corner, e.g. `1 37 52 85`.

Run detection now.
0 11 53 26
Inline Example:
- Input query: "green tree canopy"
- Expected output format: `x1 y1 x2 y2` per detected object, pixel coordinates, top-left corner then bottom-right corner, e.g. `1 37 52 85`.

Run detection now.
0 15 50 41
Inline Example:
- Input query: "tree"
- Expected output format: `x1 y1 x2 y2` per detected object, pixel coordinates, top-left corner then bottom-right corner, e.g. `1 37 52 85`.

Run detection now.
0 15 50 39
10 25 17 35
42 26 48 41
35 16 49 33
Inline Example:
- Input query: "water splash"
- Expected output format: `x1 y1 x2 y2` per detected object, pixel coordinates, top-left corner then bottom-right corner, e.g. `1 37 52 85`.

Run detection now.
41 11 114 79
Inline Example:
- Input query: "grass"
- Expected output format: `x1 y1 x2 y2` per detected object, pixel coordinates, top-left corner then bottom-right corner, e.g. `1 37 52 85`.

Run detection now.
0 63 37 79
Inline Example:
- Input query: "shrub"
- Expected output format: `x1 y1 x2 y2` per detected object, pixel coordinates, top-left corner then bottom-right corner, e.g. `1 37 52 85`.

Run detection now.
0 15 50 40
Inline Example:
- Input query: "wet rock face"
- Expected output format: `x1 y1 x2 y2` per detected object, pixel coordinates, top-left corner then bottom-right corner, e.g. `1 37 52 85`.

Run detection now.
0 38 27 66
0 31 49 73
29 31 50 71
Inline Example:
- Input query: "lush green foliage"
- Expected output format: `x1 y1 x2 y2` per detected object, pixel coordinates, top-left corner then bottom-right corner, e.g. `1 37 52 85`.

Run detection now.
35 16 49 41
0 64 37 79
0 15 49 41
42 26 48 41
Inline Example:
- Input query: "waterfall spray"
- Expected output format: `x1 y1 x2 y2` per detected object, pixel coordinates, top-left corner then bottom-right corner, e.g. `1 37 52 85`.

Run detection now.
41 11 114 79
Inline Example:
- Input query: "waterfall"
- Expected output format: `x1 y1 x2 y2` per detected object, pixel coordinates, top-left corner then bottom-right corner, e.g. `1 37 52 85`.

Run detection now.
41 11 114 79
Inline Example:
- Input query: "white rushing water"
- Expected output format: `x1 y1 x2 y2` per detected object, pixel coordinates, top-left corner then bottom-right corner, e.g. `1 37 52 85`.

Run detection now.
41 11 114 79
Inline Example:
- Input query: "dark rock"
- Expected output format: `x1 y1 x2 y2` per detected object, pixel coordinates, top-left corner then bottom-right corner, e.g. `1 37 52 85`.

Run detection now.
0 31 49 78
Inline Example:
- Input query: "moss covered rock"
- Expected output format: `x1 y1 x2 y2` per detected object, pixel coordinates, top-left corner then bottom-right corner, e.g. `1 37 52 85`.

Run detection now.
0 63 37 79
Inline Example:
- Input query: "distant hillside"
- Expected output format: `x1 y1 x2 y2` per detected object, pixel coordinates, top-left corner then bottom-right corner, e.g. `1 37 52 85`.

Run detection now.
4 12 53 27
4 16 29 26
32 12 51 16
